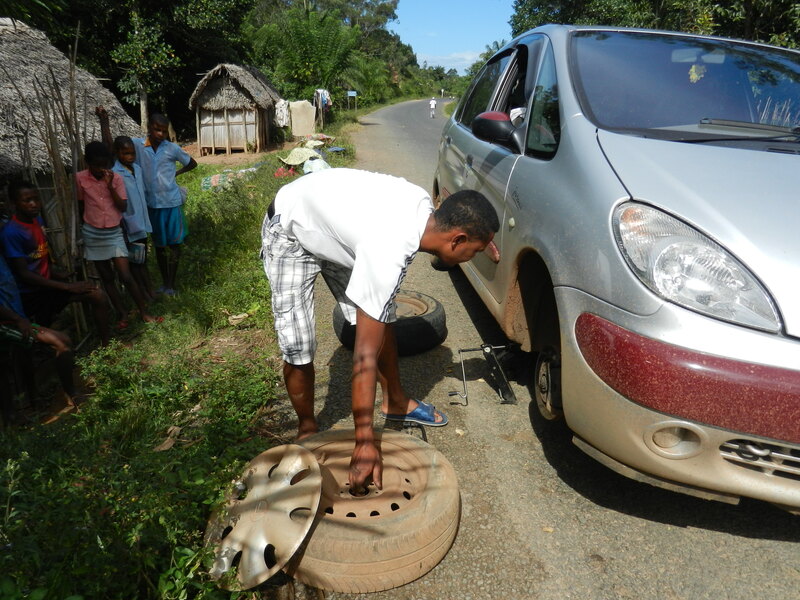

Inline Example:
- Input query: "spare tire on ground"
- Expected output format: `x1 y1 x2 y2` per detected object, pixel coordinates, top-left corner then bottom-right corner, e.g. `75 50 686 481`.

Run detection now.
288 428 461 593
332 290 447 356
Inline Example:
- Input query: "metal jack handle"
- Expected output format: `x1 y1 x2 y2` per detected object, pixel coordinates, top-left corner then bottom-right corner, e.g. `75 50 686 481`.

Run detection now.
449 344 517 406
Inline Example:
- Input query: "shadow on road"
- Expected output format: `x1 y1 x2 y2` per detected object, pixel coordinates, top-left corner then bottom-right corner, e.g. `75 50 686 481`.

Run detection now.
317 344 452 431
448 266 800 541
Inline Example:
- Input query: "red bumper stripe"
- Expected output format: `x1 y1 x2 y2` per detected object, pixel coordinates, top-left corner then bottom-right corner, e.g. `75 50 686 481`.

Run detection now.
575 313 800 444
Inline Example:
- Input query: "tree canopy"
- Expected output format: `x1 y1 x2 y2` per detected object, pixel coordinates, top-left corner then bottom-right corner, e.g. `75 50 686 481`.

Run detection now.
5 0 455 132
509 0 800 48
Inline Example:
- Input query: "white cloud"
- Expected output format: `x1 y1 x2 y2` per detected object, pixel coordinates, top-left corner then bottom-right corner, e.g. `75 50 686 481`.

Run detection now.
418 50 482 74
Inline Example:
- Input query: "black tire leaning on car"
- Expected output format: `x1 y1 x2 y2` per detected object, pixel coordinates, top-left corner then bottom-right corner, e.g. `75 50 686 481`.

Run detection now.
332 290 447 356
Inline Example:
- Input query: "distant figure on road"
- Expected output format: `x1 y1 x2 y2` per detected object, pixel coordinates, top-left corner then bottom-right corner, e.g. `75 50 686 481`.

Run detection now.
261 168 499 493
429 97 437 118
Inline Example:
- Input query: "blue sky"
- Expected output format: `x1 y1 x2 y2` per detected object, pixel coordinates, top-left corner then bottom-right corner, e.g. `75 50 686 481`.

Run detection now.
389 0 516 74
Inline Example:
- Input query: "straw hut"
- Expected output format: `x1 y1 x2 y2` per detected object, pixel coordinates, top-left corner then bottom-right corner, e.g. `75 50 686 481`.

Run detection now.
0 18 139 277
0 18 140 182
189 64 282 155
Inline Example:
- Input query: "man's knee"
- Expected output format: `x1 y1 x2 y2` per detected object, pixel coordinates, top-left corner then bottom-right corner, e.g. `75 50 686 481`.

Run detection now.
81 288 107 306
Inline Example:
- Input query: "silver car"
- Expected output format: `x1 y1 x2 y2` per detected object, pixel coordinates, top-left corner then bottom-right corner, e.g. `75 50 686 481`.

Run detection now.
434 25 800 512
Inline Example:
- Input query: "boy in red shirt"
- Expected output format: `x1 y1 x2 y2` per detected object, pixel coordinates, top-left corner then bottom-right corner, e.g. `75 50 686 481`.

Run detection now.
1 181 112 345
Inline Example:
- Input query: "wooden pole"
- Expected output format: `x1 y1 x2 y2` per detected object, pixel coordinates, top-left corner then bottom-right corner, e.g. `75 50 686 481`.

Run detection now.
211 110 216 154
224 108 231 154
254 109 260 153
195 109 201 156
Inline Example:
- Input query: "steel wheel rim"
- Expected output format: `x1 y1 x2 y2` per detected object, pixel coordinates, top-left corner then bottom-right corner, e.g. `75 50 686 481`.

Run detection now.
535 352 561 420
308 436 430 521
395 295 431 319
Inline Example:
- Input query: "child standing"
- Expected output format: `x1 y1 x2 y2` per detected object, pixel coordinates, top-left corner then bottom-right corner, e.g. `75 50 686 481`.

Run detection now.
76 141 157 327
111 136 155 302
133 113 197 296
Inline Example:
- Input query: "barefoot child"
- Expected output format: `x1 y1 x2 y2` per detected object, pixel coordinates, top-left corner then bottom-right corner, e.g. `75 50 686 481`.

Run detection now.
76 142 157 327
133 114 197 296
111 136 155 301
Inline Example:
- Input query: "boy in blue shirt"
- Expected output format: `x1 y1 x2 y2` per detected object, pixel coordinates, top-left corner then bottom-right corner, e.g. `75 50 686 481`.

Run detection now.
112 135 155 301
133 114 197 296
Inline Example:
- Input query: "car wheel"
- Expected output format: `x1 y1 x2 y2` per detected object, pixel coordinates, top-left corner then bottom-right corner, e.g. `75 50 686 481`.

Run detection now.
332 290 447 356
535 347 563 420
289 429 461 593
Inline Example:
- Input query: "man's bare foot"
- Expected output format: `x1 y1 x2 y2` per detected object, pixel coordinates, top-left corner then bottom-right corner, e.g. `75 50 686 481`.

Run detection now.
142 314 164 323
295 418 319 441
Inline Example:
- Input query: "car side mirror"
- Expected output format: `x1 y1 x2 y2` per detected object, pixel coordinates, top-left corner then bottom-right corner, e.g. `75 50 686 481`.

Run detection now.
471 111 524 153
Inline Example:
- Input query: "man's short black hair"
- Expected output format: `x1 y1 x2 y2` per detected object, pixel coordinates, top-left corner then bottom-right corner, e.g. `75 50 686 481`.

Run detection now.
7 180 36 202
433 190 499 241
113 135 134 153
148 113 170 127
84 141 111 165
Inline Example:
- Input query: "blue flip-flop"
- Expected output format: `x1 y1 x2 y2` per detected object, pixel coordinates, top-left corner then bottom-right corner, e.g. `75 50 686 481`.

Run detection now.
382 400 448 427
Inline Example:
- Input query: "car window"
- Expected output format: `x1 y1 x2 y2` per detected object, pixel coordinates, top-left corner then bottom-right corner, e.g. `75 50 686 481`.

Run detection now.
457 52 513 128
495 48 529 126
525 41 561 159
571 30 800 132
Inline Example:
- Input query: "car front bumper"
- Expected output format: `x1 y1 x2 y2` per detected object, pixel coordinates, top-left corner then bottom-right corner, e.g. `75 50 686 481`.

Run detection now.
557 287 800 509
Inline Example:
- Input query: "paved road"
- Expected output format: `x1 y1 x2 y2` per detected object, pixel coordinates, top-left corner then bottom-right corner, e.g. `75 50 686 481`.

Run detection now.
291 99 800 600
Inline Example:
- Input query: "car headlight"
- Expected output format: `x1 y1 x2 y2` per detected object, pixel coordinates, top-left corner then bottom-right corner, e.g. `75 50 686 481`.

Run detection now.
613 202 781 332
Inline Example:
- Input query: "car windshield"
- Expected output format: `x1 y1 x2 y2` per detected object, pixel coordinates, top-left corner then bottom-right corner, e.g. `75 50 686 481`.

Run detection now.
571 30 800 136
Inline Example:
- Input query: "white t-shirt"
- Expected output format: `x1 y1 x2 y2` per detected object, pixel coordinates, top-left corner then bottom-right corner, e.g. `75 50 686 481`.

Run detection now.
429 99 437 108
274 168 433 322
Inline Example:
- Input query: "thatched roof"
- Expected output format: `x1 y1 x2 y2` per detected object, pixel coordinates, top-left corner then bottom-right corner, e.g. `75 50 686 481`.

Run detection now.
189 63 282 112
0 18 140 177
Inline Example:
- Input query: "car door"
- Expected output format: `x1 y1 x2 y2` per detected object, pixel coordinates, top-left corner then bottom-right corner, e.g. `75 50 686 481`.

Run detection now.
501 37 563 281
438 50 514 203
442 38 546 302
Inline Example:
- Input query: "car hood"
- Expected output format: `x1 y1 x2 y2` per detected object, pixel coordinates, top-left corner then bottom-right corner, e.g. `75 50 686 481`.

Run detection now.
598 129 800 338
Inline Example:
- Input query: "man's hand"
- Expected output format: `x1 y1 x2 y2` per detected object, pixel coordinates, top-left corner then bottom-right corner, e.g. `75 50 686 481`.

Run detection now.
66 280 96 295
349 439 383 493
12 315 33 341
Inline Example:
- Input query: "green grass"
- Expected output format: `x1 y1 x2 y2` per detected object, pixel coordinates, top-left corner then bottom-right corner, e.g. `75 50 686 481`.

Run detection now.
0 143 353 599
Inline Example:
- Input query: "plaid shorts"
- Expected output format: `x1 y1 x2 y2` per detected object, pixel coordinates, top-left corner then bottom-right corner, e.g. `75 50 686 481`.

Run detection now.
261 214 356 365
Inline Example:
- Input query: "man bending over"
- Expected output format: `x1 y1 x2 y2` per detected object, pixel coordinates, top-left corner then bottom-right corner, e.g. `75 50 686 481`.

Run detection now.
261 168 499 492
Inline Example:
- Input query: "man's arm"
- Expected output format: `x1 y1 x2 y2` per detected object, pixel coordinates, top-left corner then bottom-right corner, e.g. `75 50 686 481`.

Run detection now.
7 257 94 294
349 308 386 491
176 157 197 177
94 106 113 153
0 305 32 341
104 171 127 213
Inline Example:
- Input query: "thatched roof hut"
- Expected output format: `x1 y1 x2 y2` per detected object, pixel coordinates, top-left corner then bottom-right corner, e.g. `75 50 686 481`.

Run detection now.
189 63 282 155
0 18 140 178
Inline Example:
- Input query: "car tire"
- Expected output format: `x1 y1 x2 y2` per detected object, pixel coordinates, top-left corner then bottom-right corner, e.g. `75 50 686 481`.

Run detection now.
289 429 461 593
332 290 447 356
534 347 563 420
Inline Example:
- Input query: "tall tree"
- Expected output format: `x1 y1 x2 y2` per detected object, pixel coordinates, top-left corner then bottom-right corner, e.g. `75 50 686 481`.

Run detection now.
18 0 256 131
110 10 181 128
464 39 508 80
251 6 359 99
